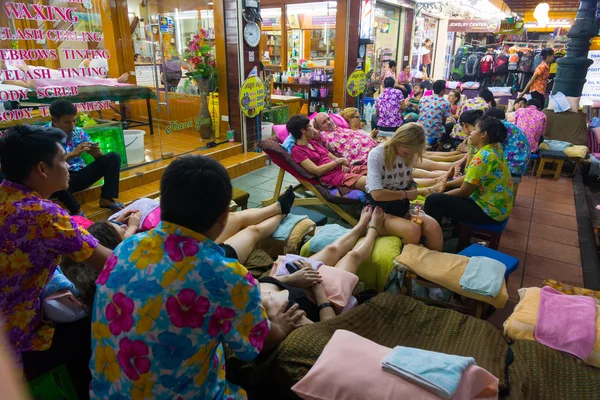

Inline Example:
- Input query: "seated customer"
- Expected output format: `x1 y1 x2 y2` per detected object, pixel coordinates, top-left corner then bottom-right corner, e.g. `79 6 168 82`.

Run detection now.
89 155 304 399
424 116 514 226
418 79 451 146
0 125 111 397
375 77 406 136
49 99 122 215
289 114 367 190
512 98 546 152
340 107 378 138
403 83 423 123
366 123 444 251
451 89 496 142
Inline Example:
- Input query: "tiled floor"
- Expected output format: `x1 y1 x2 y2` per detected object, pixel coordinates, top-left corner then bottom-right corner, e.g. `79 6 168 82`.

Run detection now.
487 174 582 329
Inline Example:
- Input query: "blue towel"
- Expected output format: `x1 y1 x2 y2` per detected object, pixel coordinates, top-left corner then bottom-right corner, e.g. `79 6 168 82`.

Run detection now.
544 139 572 152
271 214 308 240
381 346 475 399
459 256 506 298
308 224 351 253
591 116 600 129
40 267 78 301
282 134 296 154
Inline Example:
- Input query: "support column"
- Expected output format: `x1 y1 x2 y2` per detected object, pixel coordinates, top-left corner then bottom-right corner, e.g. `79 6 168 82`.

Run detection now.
552 0 599 98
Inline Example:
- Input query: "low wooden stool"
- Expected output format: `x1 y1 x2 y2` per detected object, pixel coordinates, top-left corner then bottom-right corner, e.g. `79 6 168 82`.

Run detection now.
457 218 509 251
232 187 250 210
536 149 568 180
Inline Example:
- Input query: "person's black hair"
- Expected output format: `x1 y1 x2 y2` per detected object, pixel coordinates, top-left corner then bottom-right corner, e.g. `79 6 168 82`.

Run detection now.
459 109 484 126
420 80 432 90
160 155 232 233
134 53 141 59
526 99 542 110
485 107 506 121
383 77 395 89
388 60 397 69
49 99 77 119
399 87 409 99
477 115 508 144
432 80 446 95
87 221 123 250
413 83 422 90
286 114 311 140
0 124 65 183
478 89 496 107
540 48 554 59
514 97 527 106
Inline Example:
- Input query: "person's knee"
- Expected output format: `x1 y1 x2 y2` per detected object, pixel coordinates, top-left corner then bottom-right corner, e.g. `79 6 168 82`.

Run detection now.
403 223 421 245
424 193 443 213
104 152 121 166
245 224 261 241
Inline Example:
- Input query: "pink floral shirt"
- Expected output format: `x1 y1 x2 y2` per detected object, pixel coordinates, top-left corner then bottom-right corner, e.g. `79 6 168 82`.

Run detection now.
515 106 547 152
316 127 377 165
90 221 268 399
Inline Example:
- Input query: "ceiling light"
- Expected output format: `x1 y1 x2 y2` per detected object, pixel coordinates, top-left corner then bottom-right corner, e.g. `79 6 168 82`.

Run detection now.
534 2 550 27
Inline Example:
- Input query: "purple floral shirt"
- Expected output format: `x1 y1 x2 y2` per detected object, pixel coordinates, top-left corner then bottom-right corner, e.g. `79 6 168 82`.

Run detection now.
375 88 405 128
418 95 451 144
0 180 97 355
90 221 269 399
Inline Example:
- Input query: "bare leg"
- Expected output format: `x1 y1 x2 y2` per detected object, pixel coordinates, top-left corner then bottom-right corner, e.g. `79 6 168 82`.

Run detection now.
423 153 467 162
377 214 421 246
310 206 372 265
419 214 444 251
417 179 447 196
353 175 367 191
333 207 384 275
413 168 446 179
445 175 465 190
415 175 446 188
224 214 284 264
425 150 463 157
415 158 454 171
216 202 281 243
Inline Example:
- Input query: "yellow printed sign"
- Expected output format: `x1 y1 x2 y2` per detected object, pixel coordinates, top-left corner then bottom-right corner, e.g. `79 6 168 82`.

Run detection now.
239 71 265 118
347 69 366 97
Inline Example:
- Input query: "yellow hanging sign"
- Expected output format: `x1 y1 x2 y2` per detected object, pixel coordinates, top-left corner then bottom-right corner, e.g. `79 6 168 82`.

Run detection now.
347 69 366 97
239 67 265 118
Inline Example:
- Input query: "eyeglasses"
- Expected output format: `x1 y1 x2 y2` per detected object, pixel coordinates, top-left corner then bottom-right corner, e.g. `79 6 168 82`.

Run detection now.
352 115 360 119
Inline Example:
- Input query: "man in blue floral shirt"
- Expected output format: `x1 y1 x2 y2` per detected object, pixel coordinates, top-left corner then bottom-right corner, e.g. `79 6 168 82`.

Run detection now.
49 100 122 215
418 80 451 146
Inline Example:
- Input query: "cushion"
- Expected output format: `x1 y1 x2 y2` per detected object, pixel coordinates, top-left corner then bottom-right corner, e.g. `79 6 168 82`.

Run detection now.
329 113 350 129
270 257 358 312
273 124 289 143
258 137 318 182
291 330 499 400
538 149 568 160
395 244 508 308
300 236 402 292
543 279 600 302
458 244 519 278
259 217 316 259
504 287 600 368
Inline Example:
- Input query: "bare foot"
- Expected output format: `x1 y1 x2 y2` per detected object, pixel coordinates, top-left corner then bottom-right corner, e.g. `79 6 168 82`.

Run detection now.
452 155 467 170
424 178 447 196
117 73 130 83
369 206 385 234
445 167 455 180
357 205 373 232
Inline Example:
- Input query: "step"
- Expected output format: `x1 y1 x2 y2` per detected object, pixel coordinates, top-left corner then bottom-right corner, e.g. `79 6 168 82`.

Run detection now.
82 151 267 221
73 142 244 205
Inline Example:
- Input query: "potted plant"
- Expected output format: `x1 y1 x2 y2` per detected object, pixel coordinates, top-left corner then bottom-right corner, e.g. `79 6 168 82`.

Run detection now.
185 29 218 139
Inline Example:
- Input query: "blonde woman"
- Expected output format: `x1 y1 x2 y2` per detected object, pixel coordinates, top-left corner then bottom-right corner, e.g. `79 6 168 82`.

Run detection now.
340 107 379 138
366 123 443 250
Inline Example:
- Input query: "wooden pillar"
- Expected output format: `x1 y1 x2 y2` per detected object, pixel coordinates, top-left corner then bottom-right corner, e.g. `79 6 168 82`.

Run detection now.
242 6 261 149
214 0 230 135
403 8 414 68
224 0 243 141
333 0 348 107
344 0 361 108
100 0 135 81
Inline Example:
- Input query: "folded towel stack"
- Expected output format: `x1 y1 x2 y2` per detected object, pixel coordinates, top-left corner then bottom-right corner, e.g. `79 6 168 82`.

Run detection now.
271 214 308 240
309 224 351 253
381 346 475 399
459 256 506 298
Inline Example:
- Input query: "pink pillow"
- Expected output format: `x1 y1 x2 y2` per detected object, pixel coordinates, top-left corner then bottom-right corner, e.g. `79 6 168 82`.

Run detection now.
72 215 93 230
270 256 358 312
329 113 350 129
273 124 289 143
308 112 317 120
141 207 161 231
292 330 499 400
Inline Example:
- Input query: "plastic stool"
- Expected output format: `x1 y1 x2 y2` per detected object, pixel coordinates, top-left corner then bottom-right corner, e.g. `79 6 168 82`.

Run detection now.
458 243 519 279
28 364 78 400
291 206 328 226
528 153 539 176
536 149 568 180
457 218 509 251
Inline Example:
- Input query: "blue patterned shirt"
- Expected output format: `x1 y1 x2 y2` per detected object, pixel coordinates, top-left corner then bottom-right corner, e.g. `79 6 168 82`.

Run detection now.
502 122 530 177
418 95 451 144
47 124 89 172
89 221 269 399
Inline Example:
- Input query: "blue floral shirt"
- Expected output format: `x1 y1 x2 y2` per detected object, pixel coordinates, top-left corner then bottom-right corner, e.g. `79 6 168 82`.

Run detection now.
89 221 269 400
417 95 451 145
502 121 530 177
47 124 90 172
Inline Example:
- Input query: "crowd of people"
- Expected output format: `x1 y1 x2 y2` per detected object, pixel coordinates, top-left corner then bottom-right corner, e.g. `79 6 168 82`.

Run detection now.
0 57 547 397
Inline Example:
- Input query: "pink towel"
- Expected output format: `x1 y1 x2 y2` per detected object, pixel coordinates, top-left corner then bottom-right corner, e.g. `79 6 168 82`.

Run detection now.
534 286 596 360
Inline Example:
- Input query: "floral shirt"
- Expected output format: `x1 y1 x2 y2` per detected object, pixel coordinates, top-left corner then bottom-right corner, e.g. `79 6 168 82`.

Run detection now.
316 127 377 165
514 106 546 152
48 124 90 172
417 95 451 145
375 88 405 129
398 71 413 84
530 61 549 95
503 122 530 177
90 221 269 400
451 97 490 139
0 180 97 356
465 143 514 221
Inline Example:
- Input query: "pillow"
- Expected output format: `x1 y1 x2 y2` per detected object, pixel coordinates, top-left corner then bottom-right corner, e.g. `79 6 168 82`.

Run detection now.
273 124 289 143
291 330 499 400
72 215 93 230
301 236 401 292
329 113 350 129
270 256 358 312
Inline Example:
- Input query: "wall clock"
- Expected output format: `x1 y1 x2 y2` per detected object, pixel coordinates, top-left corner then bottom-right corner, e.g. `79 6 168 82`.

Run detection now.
244 21 261 48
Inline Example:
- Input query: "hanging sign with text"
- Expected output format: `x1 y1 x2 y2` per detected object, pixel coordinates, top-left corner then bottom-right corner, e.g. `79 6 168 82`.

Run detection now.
239 67 265 118
448 19 500 33
347 68 366 97
581 37 600 106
